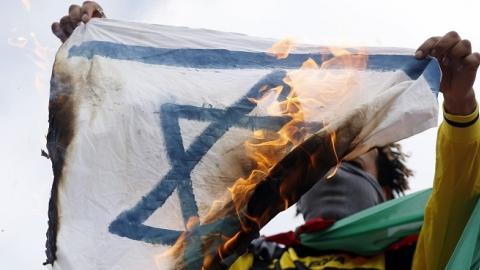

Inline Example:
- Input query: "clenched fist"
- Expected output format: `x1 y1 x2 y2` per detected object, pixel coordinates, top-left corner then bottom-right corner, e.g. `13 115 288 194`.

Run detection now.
51 1 106 43
416 31 480 115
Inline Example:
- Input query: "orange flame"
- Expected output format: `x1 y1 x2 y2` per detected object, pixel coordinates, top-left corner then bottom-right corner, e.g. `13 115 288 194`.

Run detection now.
21 0 31 11
162 40 368 269
218 231 241 260
326 131 341 179
30 32 51 91
213 44 369 262
8 31 51 92
268 38 295 59
226 84 307 228
7 36 28 48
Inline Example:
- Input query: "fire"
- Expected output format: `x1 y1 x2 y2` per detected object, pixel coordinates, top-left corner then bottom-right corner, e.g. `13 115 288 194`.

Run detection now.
10 1 51 95
31 33 49 67
220 41 368 254
326 131 340 179
8 31 52 92
30 33 51 91
163 39 368 270
8 36 28 48
21 0 31 11
268 38 295 59
228 84 306 220
34 75 45 91
218 231 241 259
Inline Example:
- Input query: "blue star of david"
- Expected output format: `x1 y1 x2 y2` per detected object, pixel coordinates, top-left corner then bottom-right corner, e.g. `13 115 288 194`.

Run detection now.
109 70 294 246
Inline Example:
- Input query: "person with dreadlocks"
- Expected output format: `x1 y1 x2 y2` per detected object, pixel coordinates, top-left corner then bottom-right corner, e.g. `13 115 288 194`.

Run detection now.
52 3 480 269
236 144 415 269
297 143 412 222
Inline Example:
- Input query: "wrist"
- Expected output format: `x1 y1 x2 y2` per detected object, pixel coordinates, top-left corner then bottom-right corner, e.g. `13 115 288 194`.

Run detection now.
443 89 477 115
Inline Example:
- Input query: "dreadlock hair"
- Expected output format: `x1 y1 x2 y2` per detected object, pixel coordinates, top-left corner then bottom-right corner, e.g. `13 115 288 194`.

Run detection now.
376 143 413 198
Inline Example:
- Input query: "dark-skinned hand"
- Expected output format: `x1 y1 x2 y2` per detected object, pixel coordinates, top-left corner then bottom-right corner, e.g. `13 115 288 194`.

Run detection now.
51 1 105 43
416 31 480 115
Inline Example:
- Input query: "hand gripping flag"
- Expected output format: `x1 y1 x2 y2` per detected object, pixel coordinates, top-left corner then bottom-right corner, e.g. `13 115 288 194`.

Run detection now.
44 19 440 269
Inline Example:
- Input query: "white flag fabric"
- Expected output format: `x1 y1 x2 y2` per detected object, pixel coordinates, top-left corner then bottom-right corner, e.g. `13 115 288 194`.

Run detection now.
44 19 440 270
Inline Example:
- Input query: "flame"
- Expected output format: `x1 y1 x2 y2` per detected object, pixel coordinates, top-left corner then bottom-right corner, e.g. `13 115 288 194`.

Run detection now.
162 40 368 269
221 44 368 250
326 131 341 179
31 33 49 67
221 83 308 234
154 216 200 269
8 36 28 48
30 33 51 91
218 231 241 260
8 31 52 92
34 75 45 90
268 38 295 59
186 216 200 230
21 0 31 11
155 232 187 270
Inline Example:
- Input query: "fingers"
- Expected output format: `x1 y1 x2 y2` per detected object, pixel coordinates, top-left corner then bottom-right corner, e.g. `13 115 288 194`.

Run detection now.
69 4 82 24
416 32 463 60
51 22 68 43
450 39 472 60
51 2 105 43
416 32 476 66
415 36 441 59
81 1 106 23
418 32 478 113
431 31 461 59
60 15 76 37
464 52 480 70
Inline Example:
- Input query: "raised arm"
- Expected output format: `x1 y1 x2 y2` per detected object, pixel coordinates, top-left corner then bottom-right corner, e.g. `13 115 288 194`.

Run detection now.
413 31 480 269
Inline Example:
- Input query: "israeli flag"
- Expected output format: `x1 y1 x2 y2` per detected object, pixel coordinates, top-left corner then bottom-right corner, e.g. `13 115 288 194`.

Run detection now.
45 19 440 269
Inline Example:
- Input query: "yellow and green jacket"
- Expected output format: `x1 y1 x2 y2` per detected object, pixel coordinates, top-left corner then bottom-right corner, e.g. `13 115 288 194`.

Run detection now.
413 105 480 269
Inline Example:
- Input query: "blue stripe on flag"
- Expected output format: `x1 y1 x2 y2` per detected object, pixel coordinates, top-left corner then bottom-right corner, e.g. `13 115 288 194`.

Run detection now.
68 41 440 94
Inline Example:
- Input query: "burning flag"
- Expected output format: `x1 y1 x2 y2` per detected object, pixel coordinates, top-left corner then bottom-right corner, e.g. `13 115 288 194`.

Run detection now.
44 19 440 269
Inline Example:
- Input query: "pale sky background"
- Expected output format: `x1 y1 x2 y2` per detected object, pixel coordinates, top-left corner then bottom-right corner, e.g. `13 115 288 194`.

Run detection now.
1 0 480 269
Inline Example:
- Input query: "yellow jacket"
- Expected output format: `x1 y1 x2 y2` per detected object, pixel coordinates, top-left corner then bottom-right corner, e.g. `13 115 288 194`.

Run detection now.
413 104 480 269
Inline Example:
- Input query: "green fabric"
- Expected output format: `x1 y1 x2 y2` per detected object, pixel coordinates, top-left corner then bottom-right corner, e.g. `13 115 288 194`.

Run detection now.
300 189 431 256
446 198 480 270
299 189 480 269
